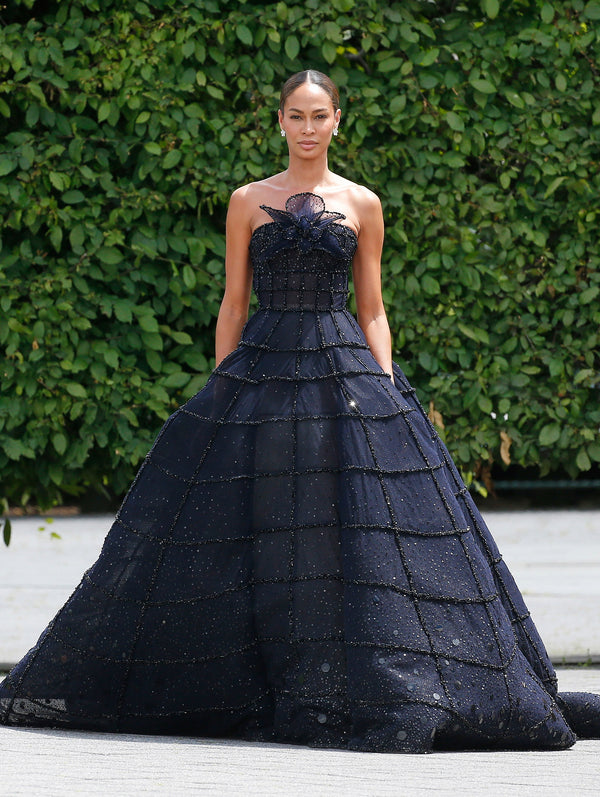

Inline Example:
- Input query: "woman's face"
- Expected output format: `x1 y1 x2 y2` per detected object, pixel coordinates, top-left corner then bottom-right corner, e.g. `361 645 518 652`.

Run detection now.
278 82 341 158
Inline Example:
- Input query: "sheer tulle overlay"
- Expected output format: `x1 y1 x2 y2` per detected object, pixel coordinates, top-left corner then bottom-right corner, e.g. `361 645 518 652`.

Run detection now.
2 193 599 752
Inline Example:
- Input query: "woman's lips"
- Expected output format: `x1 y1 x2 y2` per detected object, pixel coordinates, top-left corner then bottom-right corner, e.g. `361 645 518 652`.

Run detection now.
299 141 317 149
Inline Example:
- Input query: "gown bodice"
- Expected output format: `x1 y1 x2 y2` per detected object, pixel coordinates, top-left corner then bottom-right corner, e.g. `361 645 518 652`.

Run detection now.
249 193 357 311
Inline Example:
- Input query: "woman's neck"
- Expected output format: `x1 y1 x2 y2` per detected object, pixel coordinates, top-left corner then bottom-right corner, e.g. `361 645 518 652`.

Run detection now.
282 155 334 193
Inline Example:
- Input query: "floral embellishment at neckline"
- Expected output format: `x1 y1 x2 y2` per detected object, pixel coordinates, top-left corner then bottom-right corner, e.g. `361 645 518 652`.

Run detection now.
258 192 352 259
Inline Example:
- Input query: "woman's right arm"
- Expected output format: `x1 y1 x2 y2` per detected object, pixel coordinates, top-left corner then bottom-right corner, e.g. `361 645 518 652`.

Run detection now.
214 188 254 367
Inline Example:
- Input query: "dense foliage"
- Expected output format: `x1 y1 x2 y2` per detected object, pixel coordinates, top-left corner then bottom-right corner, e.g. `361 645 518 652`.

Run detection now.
1 0 599 510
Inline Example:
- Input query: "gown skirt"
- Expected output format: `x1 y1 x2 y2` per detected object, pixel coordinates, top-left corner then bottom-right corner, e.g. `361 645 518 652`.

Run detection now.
1 193 599 752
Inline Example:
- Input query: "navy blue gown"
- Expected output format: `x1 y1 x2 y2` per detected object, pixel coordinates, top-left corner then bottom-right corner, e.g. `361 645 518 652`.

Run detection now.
1 193 599 752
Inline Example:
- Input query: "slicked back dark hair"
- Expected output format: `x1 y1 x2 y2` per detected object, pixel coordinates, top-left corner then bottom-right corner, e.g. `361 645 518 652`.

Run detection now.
279 70 340 113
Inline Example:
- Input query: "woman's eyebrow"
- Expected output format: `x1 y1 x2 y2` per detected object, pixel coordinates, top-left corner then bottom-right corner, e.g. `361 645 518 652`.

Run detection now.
287 107 329 113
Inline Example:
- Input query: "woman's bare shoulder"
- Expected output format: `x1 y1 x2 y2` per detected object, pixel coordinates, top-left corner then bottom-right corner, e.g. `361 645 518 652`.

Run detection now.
229 181 259 208
327 179 381 236
348 182 381 211
230 178 290 226
329 176 380 213
230 176 287 204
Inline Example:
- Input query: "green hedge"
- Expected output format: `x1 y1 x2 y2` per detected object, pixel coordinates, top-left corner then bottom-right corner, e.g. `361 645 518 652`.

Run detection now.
1 0 599 508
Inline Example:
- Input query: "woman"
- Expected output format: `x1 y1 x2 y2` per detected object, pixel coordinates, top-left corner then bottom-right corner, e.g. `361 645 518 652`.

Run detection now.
1 70 599 752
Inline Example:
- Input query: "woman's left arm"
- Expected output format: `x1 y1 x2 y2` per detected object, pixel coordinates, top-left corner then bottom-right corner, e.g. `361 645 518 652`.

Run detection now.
352 191 394 383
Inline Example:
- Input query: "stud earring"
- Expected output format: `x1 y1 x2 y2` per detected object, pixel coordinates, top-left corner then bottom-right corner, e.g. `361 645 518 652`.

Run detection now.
333 127 339 137
280 129 286 137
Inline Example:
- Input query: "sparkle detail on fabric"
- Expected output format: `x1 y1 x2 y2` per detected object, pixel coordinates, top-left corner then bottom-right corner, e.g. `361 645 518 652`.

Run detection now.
1 192 599 752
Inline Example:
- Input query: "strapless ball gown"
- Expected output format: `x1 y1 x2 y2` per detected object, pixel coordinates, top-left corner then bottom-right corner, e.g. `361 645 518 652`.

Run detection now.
1 193 599 752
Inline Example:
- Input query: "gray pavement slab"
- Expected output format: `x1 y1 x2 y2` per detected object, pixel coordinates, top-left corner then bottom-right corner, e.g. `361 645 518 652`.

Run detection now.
1 667 599 797
484 510 600 662
1 509 599 666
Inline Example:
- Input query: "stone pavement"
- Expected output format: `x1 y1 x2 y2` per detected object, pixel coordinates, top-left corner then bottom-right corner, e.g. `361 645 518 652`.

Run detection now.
1 509 600 795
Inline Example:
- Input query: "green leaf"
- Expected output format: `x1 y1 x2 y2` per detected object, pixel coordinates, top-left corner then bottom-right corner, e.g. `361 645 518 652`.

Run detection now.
62 190 85 204
574 368 594 385
206 85 224 100
97 101 111 122
3 439 25 460
445 111 464 132
541 3 555 23
482 0 499 18
138 313 159 332
141 332 163 351
539 423 560 446
144 142 162 155
576 449 591 471
69 224 85 250
49 171 68 191
27 82 46 104
379 57 404 73
588 443 600 463
477 395 493 414
418 351 434 372
63 36 79 51
421 275 440 295
163 150 182 169
463 382 481 408
0 97 11 118
50 226 63 252
322 41 337 64
103 348 120 369
555 73 567 92
52 433 67 455
236 24 253 45
285 35 300 60
470 78 496 94
579 286 600 304
146 349 163 372
65 382 87 398
0 155 17 176
26 104 39 127
2 518 11 547
219 127 234 146
583 2 600 20
182 265 196 290
505 91 525 108
399 23 419 43
162 371 191 388
170 330 193 345
419 48 439 67
96 247 122 265
113 300 133 323
544 176 566 198
458 323 479 342
389 95 406 115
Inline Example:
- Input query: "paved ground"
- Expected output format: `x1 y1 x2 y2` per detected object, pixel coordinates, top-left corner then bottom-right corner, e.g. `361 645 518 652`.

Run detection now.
1 509 599 795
